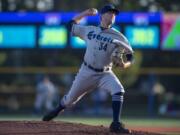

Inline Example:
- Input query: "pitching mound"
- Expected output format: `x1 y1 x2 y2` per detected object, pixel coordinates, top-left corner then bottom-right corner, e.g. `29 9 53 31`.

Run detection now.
0 121 161 135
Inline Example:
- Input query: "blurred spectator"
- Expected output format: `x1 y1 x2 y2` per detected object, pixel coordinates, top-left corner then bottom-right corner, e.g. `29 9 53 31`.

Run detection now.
62 73 74 89
34 76 57 114
159 92 180 117
147 74 156 117
140 74 165 117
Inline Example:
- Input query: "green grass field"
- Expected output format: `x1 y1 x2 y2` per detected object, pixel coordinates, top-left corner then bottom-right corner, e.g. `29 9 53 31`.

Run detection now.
0 115 179 126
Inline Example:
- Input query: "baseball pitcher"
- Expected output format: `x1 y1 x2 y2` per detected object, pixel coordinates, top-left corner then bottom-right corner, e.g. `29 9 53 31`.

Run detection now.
43 4 134 134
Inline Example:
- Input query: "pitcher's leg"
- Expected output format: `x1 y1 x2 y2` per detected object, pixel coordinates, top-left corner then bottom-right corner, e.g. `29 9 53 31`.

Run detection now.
99 72 131 133
112 92 124 123
43 71 94 121
61 79 90 107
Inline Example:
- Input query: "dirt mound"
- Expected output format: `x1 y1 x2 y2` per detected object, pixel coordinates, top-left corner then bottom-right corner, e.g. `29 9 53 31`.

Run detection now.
0 121 161 135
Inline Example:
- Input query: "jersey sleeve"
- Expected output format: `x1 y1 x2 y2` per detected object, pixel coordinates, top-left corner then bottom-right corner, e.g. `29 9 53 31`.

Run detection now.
117 33 133 54
120 33 131 47
71 24 87 40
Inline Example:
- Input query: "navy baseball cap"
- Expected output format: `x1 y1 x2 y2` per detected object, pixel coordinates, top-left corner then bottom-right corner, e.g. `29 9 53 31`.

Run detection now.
100 4 119 15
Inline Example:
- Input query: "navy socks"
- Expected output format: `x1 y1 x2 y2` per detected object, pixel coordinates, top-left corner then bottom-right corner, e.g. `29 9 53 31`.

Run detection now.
112 93 124 122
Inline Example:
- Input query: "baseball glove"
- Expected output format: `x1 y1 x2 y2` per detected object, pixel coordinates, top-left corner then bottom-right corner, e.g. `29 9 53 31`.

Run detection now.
111 46 125 67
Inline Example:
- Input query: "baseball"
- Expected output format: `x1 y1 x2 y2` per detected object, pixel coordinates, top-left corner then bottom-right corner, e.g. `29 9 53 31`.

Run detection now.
90 8 98 15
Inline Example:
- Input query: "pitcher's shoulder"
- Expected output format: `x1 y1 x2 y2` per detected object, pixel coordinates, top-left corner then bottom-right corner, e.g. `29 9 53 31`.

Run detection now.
88 25 99 29
107 28 123 37
109 28 128 41
111 27 121 35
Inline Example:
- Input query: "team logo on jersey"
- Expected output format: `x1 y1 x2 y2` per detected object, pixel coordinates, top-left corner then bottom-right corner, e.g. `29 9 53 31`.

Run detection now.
87 31 113 43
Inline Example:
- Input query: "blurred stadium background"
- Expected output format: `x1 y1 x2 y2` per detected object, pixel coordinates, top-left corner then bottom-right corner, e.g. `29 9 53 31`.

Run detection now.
0 0 180 126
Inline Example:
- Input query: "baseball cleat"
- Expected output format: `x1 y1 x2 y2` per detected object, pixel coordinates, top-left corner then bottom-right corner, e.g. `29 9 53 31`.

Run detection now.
42 110 59 121
110 122 131 134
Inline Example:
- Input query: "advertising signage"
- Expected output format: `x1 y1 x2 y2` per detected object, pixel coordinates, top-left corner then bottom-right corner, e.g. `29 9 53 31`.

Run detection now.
0 12 162 50
0 25 36 48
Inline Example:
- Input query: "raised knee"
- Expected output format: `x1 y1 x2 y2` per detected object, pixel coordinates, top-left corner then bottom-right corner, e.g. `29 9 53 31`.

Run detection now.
112 92 124 101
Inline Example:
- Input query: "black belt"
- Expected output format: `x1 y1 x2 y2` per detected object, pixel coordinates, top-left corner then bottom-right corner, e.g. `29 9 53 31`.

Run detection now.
84 61 109 72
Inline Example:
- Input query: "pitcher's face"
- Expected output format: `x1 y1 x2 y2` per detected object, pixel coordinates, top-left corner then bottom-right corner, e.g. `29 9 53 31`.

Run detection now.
101 11 116 26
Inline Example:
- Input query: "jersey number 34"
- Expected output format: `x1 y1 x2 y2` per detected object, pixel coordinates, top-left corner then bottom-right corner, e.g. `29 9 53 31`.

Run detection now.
99 42 107 51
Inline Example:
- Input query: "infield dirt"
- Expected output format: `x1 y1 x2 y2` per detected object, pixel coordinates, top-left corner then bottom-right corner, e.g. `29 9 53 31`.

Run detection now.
0 121 162 135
